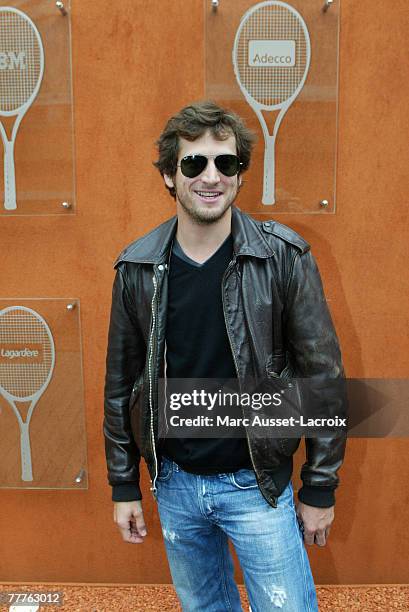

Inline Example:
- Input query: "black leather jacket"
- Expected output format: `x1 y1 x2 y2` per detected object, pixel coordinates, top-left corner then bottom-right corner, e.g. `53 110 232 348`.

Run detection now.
104 207 347 508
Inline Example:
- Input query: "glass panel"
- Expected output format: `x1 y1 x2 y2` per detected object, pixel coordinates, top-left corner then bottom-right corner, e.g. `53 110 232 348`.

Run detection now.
205 0 340 214
0 299 87 489
0 0 75 215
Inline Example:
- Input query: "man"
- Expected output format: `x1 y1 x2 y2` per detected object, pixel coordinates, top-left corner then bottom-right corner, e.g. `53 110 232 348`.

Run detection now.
104 101 347 611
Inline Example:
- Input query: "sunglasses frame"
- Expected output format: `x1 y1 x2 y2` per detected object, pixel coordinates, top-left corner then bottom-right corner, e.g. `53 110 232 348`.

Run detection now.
177 154 243 178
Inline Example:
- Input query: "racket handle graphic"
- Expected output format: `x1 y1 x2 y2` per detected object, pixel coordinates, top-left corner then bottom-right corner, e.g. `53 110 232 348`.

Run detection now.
20 422 33 481
4 139 17 210
262 136 276 205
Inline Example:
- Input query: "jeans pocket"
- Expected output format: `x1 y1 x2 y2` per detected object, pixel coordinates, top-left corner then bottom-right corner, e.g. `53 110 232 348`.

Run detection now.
157 457 173 482
230 468 259 490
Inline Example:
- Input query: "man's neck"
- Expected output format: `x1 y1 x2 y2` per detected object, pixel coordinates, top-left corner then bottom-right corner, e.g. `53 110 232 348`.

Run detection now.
175 205 232 265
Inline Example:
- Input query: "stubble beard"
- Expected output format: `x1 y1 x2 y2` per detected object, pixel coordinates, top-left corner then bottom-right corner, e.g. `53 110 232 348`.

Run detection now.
175 186 239 226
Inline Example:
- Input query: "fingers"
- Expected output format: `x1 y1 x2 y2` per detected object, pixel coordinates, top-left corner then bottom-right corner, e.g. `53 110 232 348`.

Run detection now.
305 527 331 547
298 522 331 547
118 522 144 543
130 512 147 538
302 526 315 546
113 501 148 544
296 502 334 547
127 507 147 543
118 516 147 543
313 529 327 547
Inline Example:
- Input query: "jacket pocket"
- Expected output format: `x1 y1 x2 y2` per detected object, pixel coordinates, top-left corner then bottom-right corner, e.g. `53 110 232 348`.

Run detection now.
129 373 145 452
265 352 287 379
266 351 296 380
265 354 300 458
128 373 144 413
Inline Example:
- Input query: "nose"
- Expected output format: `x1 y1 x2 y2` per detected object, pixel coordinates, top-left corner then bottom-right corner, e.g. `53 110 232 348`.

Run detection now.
201 158 220 184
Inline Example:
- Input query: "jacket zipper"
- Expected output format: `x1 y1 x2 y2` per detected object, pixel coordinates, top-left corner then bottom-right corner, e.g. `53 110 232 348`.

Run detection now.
149 270 160 497
222 257 277 508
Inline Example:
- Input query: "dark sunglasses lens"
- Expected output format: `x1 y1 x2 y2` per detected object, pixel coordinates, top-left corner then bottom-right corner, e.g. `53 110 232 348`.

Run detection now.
180 155 208 178
215 155 240 176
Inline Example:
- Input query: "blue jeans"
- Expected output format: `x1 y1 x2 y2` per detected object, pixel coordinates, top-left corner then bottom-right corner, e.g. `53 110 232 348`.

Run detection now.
155 456 318 612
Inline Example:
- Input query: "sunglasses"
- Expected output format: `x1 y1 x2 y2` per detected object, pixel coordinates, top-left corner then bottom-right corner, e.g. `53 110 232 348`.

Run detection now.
177 154 243 178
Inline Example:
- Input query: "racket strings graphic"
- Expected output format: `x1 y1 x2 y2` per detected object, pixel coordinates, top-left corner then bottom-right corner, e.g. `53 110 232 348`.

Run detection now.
237 6 308 106
0 12 42 111
0 307 55 481
0 8 44 210
233 1 311 204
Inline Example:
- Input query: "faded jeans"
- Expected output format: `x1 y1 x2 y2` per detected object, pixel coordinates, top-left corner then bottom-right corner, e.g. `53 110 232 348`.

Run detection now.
155 455 318 612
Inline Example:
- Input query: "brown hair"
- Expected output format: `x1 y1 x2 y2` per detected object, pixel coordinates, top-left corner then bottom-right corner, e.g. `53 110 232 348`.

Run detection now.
154 100 256 198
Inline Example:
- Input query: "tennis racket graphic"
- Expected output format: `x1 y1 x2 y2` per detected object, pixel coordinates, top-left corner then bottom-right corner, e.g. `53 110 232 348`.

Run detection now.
233 1 311 205
0 306 55 481
0 7 44 210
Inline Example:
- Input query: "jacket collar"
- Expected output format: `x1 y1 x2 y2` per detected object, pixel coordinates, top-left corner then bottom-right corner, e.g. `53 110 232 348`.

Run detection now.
115 206 274 266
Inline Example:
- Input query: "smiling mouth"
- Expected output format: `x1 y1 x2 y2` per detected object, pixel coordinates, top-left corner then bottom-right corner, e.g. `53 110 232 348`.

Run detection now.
194 191 223 200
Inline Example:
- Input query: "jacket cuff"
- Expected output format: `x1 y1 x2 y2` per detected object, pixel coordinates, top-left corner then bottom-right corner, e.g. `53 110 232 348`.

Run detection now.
112 483 142 502
297 485 335 508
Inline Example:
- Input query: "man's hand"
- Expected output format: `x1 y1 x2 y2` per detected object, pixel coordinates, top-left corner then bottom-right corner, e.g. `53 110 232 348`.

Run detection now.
114 500 147 544
295 502 334 547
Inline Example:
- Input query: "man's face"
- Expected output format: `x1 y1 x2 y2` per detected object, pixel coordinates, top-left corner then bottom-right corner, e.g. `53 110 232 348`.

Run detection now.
164 130 242 224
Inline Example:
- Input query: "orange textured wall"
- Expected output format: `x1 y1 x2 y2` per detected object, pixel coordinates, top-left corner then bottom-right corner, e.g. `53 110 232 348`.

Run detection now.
1 0 408 585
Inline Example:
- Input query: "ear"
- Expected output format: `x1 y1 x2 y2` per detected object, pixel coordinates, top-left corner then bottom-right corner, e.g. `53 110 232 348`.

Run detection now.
164 174 174 189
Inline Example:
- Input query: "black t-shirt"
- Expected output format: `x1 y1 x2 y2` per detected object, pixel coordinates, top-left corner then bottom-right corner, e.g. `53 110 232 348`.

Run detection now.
159 235 253 474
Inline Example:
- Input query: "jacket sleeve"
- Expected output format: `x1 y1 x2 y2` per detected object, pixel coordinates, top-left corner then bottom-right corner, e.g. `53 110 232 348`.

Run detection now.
284 249 347 508
103 263 146 502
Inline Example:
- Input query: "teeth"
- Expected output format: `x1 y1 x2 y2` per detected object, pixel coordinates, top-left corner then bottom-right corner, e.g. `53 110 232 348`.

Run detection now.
196 191 221 197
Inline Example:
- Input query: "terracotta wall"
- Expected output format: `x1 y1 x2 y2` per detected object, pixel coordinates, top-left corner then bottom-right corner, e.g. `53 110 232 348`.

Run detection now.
1 0 408 585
